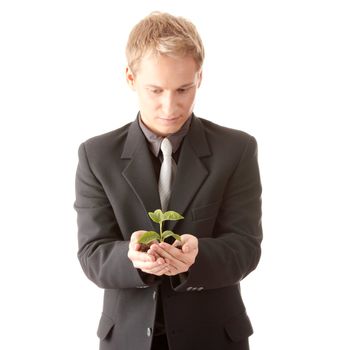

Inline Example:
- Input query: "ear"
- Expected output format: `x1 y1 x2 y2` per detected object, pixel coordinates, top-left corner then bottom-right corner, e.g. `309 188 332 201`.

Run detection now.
126 66 136 90
197 69 203 88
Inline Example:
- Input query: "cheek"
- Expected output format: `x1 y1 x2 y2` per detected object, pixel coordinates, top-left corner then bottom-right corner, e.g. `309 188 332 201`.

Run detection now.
183 92 196 108
139 93 157 109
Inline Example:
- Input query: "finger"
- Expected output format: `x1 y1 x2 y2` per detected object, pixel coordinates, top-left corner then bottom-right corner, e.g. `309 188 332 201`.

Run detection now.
149 243 190 268
164 264 185 276
159 242 182 256
159 242 186 261
151 266 170 276
164 269 177 276
128 250 155 263
147 248 163 260
180 234 198 251
182 244 190 254
155 256 166 265
172 240 183 249
162 258 179 271
130 230 147 243
142 261 170 276
181 242 198 255
161 245 196 272
148 244 172 261
133 259 163 271
148 264 170 275
164 257 187 272
134 243 141 251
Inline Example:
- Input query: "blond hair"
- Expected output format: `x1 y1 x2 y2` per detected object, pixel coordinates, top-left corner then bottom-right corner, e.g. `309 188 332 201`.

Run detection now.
126 11 205 73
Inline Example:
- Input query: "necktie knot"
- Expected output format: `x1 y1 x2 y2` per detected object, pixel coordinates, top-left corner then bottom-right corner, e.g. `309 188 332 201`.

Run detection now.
160 138 172 157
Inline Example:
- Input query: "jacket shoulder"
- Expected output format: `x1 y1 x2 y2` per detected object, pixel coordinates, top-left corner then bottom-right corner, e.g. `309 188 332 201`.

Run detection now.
196 117 256 149
80 123 131 159
84 123 131 147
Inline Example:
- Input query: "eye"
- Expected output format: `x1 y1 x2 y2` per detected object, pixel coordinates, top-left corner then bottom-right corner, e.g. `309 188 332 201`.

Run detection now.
177 88 187 94
148 88 162 95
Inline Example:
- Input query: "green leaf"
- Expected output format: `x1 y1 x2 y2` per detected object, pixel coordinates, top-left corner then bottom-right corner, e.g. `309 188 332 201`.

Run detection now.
170 233 182 241
138 231 160 244
148 209 164 223
161 230 174 240
163 211 184 222
162 230 182 242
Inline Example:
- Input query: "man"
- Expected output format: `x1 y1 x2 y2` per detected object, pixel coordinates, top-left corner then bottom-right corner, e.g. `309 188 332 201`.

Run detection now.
74 11 262 350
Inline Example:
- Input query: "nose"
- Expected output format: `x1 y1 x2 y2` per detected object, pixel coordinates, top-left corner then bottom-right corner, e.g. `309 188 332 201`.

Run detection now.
161 92 178 116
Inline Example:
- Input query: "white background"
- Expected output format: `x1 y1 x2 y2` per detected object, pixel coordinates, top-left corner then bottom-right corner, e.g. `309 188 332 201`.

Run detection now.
1 1 349 349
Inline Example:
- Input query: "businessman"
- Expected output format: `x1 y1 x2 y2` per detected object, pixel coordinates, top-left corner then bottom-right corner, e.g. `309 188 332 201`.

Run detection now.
74 11 262 350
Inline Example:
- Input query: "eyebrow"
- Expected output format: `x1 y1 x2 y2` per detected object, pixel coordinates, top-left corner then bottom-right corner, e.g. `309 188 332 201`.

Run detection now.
146 83 195 89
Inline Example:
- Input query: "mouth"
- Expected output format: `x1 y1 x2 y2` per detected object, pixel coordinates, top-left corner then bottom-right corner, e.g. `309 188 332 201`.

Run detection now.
159 116 180 122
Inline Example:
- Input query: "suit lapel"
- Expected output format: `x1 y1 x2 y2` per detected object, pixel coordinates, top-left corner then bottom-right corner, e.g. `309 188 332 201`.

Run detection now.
121 116 211 232
168 117 211 231
121 119 161 228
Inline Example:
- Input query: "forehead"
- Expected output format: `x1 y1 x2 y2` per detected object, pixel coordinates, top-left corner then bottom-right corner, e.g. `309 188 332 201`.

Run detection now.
136 53 199 86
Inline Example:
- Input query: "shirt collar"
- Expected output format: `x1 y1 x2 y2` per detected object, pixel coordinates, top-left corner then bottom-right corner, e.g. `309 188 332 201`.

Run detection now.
138 113 193 157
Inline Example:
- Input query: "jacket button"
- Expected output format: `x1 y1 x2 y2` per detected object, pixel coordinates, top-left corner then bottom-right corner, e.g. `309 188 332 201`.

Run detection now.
198 287 204 291
186 287 193 291
147 327 152 337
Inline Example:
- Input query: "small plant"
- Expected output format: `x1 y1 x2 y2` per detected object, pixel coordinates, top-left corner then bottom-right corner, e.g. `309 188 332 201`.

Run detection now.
138 209 184 245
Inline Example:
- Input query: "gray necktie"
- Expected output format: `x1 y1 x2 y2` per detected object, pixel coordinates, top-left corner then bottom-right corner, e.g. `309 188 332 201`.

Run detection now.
158 138 173 211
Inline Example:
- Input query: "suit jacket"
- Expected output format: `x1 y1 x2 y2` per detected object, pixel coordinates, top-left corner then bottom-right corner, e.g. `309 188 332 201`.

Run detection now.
74 115 262 350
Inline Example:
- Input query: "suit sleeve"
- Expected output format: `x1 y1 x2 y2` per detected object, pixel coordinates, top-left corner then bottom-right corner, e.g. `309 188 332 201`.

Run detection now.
74 142 156 289
172 136 262 291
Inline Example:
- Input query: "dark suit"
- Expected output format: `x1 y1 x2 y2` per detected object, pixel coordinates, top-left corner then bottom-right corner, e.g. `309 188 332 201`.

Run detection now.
74 115 262 350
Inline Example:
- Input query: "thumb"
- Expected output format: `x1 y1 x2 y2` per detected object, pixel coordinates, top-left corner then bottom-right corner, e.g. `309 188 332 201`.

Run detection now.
131 230 146 242
181 234 198 253
183 245 190 253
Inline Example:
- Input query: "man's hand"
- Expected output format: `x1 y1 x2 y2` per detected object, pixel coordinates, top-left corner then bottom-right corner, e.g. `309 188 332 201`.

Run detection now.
127 231 171 276
148 234 199 276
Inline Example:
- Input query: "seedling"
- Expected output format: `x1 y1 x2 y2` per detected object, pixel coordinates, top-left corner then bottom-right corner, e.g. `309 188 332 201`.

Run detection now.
138 209 184 245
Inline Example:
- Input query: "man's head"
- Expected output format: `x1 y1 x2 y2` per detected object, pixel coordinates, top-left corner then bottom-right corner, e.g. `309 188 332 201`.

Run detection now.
125 12 205 136
126 11 204 75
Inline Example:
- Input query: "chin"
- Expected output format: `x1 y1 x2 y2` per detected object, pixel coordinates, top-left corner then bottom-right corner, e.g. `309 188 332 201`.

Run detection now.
160 125 182 136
